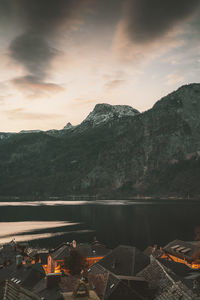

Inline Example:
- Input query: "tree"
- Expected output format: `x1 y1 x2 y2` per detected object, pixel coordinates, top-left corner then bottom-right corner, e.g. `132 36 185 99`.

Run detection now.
64 248 86 275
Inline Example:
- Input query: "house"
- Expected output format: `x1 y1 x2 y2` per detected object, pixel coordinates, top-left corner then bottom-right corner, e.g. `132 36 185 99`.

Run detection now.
78 243 111 266
137 255 200 299
25 248 49 273
161 239 200 268
47 240 110 274
25 247 49 264
47 242 71 273
87 246 151 300
32 271 101 300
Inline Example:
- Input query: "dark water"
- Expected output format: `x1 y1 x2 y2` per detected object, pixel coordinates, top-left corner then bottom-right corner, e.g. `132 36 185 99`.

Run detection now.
0 200 199 250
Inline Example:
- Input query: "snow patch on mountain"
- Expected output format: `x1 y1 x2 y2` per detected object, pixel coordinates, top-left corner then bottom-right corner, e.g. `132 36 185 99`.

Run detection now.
82 103 140 126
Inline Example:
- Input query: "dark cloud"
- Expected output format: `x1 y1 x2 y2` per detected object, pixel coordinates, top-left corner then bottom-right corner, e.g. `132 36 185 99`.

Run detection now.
10 33 57 78
124 0 200 43
14 0 87 34
3 0 200 82
6 0 92 82
0 0 15 22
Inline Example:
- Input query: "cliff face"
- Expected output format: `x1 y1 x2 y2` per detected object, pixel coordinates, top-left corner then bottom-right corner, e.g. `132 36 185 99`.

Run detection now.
0 83 200 198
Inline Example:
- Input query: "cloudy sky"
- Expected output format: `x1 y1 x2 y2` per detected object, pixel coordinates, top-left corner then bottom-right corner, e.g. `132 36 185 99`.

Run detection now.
0 0 200 132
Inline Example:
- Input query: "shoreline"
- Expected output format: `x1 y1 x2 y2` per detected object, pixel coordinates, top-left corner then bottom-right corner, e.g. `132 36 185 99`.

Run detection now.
0 195 199 202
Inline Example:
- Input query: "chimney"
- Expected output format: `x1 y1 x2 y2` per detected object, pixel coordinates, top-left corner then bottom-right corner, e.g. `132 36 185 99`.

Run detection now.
16 255 23 268
72 240 77 248
46 273 62 289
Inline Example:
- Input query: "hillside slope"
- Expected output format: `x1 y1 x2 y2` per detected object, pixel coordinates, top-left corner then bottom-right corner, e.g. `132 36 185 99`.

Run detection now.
0 84 200 198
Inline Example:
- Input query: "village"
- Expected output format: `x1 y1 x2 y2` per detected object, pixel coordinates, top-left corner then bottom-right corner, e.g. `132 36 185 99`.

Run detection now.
0 236 200 300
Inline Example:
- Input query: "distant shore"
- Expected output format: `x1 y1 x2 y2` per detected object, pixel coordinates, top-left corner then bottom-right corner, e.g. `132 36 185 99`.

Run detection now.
0 194 199 202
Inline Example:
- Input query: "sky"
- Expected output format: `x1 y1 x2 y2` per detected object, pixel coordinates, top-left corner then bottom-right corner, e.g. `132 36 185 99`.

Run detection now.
0 0 200 132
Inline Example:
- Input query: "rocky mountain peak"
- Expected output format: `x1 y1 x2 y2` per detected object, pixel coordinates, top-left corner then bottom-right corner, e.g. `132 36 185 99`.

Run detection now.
82 103 140 126
63 122 73 130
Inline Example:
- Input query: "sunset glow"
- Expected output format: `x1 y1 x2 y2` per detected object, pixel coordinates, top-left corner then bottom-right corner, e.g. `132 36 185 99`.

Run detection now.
0 0 200 131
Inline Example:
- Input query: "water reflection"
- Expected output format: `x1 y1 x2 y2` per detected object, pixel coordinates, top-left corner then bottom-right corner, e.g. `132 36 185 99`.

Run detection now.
0 200 199 249
0 201 88 206
0 221 79 244
0 199 192 207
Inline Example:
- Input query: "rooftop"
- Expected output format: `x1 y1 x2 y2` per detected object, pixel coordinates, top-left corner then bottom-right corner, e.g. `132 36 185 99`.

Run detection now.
98 245 150 276
163 239 200 261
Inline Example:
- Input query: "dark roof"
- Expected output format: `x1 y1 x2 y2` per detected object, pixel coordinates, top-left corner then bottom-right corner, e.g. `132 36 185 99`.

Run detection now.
155 280 200 300
50 242 110 261
78 244 111 258
17 263 45 290
1 280 41 300
163 239 200 261
116 275 146 282
50 243 71 260
0 263 17 284
102 273 145 300
98 245 150 276
137 258 175 293
0 281 5 299
158 257 192 277
137 256 200 299
89 263 108 275
0 263 45 290
32 277 64 300
88 263 109 298
26 248 38 258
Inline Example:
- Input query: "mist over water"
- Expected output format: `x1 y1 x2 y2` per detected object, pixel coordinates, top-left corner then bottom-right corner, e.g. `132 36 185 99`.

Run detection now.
0 200 199 249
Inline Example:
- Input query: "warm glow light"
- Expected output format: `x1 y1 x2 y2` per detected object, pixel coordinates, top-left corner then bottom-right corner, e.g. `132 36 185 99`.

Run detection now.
42 264 48 273
86 256 104 267
160 253 200 269
54 265 62 273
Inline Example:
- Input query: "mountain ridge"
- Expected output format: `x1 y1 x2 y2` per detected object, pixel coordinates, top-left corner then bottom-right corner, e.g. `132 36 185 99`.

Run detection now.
0 83 200 198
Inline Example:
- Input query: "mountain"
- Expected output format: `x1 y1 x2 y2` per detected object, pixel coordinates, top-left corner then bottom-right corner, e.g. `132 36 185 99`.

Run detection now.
81 103 139 127
63 122 74 130
62 103 139 132
0 83 200 198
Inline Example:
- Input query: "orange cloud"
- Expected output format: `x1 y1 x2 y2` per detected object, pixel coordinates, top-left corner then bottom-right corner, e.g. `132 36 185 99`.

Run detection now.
11 76 65 99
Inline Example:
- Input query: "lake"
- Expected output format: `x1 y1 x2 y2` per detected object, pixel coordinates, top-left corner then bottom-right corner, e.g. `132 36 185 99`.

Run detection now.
0 199 199 250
